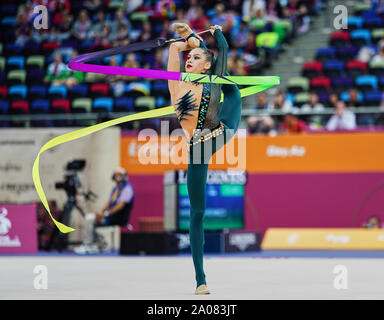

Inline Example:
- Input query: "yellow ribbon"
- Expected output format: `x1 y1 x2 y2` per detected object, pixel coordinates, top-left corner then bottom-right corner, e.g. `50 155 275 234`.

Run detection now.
33 84 275 233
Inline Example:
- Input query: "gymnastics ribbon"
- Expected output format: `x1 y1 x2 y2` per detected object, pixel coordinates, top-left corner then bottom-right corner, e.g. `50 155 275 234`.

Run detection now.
32 37 280 234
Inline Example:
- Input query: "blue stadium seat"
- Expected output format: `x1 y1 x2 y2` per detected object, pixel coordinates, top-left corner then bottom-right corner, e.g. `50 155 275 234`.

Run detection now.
115 97 134 112
9 85 27 100
1 5 16 16
347 17 363 30
31 100 50 113
315 48 335 62
0 101 9 114
331 77 354 93
93 97 113 112
27 69 45 85
355 75 378 92
7 56 24 70
29 85 47 99
363 16 383 30
364 91 383 106
4 43 21 56
68 84 88 99
323 60 345 78
350 29 371 47
48 85 67 99
1 16 16 27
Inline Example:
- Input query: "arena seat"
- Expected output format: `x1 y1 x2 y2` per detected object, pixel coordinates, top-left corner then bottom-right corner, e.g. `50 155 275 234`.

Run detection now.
72 98 92 113
48 85 67 100
29 85 47 100
329 31 350 48
310 77 331 93
114 97 134 112
323 60 344 78
26 55 45 70
286 76 309 94
346 60 367 79
90 83 110 98
9 85 27 100
31 100 50 113
134 96 156 112
294 92 310 108
0 86 7 99
7 69 26 85
315 47 335 62
7 56 24 70
371 29 384 44
368 60 384 77
350 29 371 48
10 100 29 114
68 84 88 99
93 97 113 113
0 101 9 114
355 75 378 92
364 91 383 106
51 99 71 113
27 69 45 85
347 16 363 31
331 77 354 94
335 46 358 62
302 61 323 79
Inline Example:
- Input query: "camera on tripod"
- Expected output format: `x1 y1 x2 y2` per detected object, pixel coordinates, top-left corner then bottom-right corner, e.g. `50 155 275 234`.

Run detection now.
55 159 86 198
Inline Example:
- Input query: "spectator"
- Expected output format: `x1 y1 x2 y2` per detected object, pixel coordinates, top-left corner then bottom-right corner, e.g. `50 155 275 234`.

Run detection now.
301 92 325 128
231 20 250 49
138 21 152 43
265 0 284 20
152 49 166 70
283 0 310 35
346 88 361 108
246 93 276 134
326 100 357 131
280 112 307 133
44 53 67 84
363 216 381 229
89 11 110 39
242 0 266 20
185 0 199 22
328 92 339 108
110 9 130 35
72 9 91 41
113 24 131 47
190 6 210 31
90 24 113 51
74 167 135 254
268 90 293 112
371 40 384 63
211 3 233 32
51 51 85 88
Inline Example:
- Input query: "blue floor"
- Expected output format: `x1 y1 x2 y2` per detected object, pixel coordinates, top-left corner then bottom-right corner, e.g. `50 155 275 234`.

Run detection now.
2 250 384 258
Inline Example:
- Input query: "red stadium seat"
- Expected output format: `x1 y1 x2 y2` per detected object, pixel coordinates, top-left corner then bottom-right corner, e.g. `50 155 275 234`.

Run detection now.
329 31 350 48
10 100 29 114
0 86 7 98
310 77 331 93
90 83 110 97
346 60 367 78
51 99 70 113
302 61 323 79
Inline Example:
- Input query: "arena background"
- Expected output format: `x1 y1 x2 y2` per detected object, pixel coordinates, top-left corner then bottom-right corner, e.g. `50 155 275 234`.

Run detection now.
1 0 384 300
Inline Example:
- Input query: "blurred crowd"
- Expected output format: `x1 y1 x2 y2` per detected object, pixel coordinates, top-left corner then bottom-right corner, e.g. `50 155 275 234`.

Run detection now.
15 0 384 134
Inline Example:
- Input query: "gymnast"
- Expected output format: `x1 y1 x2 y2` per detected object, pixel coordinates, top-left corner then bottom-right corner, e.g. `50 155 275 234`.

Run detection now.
167 23 242 295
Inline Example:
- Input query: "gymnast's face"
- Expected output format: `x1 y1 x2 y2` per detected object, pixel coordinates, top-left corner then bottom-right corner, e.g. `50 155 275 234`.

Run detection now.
185 48 211 74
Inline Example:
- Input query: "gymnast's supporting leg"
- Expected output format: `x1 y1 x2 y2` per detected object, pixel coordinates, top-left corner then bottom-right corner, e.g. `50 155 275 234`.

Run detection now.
187 158 209 288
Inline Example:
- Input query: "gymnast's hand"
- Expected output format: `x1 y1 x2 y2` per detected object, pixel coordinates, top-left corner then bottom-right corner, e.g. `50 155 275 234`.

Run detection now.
171 41 193 52
209 25 222 35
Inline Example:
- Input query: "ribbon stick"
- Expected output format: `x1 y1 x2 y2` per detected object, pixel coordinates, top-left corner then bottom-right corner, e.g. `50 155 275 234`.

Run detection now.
32 37 280 233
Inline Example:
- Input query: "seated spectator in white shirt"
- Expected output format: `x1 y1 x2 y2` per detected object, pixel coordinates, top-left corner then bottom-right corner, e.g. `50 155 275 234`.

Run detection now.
267 90 293 112
301 92 325 128
371 40 384 64
326 100 356 131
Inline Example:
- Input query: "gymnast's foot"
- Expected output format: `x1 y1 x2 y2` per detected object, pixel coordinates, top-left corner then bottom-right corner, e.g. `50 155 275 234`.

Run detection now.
171 23 200 48
195 284 211 295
